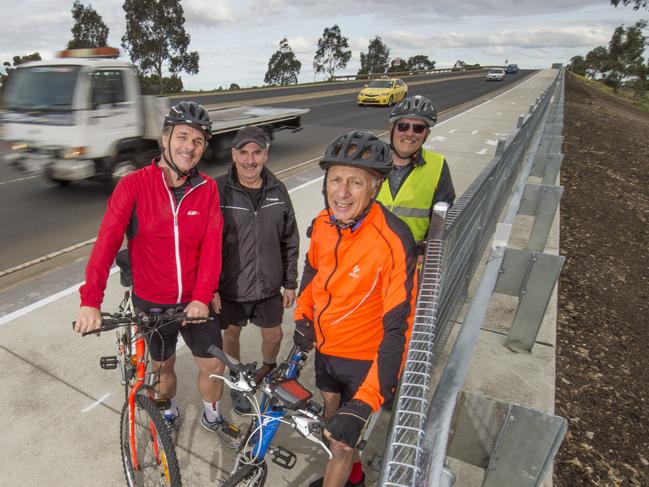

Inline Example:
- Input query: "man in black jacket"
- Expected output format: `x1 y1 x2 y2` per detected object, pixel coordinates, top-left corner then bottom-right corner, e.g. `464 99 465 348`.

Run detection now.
213 126 299 414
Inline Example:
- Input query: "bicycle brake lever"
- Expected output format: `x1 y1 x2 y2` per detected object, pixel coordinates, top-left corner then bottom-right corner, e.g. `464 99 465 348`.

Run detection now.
292 416 333 459
209 373 254 393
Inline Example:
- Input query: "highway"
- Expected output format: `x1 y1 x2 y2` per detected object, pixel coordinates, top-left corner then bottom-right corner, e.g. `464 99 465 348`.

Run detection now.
0 70 532 288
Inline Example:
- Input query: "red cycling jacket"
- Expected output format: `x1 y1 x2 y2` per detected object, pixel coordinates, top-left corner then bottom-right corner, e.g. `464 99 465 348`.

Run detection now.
294 203 417 411
80 161 223 308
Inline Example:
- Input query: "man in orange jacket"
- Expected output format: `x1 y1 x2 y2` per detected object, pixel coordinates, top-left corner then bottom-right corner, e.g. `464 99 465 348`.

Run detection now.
293 130 417 487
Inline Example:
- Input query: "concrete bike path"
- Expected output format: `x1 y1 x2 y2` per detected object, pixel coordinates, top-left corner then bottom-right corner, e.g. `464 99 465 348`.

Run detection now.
0 69 558 486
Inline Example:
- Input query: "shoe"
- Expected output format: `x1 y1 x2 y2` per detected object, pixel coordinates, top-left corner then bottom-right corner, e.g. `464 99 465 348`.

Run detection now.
200 412 241 449
230 389 252 415
308 472 365 487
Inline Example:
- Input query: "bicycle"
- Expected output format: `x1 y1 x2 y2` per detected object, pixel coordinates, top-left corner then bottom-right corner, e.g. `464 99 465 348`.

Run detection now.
207 344 332 487
74 252 212 487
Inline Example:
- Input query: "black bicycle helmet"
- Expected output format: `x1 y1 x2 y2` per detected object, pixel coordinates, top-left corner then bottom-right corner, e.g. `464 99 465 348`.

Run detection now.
389 95 438 126
320 130 392 177
163 101 212 140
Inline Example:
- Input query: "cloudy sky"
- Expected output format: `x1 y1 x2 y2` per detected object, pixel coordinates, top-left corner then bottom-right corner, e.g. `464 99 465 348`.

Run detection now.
1 0 647 90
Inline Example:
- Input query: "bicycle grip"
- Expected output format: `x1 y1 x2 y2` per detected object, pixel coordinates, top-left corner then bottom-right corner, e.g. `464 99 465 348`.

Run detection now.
207 345 241 373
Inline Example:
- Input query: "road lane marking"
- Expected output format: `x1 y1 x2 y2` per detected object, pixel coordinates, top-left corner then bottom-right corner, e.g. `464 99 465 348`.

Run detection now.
0 267 118 326
81 393 111 412
0 175 39 185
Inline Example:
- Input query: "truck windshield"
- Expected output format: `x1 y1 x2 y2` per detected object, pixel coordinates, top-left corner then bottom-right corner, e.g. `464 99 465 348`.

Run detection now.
2 65 80 112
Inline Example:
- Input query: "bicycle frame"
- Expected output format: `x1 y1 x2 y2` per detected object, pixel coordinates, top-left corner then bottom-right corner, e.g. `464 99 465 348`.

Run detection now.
242 350 303 461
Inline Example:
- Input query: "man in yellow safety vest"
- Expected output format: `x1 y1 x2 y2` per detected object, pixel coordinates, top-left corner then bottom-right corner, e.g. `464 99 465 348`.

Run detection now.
377 95 455 254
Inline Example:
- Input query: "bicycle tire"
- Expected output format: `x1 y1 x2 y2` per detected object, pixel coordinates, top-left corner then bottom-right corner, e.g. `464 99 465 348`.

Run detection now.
120 394 182 487
222 462 267 487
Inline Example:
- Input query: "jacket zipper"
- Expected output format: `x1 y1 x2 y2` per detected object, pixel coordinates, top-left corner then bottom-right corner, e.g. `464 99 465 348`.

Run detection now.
316 228 342 350
162 173 206 303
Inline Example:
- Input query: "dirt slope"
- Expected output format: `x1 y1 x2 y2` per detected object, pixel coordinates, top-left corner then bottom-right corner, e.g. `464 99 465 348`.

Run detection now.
554 74 649 486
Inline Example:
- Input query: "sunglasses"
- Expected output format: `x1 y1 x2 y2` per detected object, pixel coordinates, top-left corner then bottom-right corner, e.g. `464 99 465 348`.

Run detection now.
396 122 428 134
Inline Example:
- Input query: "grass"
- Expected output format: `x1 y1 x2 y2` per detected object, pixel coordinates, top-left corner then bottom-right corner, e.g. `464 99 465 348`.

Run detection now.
570 73 649 113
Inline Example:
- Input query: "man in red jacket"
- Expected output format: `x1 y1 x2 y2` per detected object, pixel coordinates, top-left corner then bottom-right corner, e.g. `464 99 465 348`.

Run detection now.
74 101 237 446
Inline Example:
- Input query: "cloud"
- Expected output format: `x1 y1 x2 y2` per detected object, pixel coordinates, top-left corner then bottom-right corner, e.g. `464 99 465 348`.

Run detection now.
384 26 612 51
182 0 235 26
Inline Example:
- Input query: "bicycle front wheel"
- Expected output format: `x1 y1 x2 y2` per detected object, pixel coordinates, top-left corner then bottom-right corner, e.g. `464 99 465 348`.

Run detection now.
222 462 267 487
120 394 181 486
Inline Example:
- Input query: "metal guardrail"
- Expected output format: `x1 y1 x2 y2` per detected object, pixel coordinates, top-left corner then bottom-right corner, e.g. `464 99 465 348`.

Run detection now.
378 69 564 487
330 66 492 81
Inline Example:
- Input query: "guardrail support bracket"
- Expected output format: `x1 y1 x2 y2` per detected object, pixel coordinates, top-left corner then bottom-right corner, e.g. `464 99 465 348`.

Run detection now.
494 249 564 352
447 391 567 487
518 183 564 251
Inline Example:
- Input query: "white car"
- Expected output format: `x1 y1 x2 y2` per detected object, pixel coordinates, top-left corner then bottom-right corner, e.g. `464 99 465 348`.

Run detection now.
486 68 505 81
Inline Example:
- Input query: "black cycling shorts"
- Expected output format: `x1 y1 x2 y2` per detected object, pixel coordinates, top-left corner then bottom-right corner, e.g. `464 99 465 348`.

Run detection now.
314 351 373 404
132 294 222 362
219 293 284 329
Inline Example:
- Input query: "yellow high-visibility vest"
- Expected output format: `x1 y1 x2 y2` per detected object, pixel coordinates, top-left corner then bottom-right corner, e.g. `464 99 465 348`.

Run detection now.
377 149 445 242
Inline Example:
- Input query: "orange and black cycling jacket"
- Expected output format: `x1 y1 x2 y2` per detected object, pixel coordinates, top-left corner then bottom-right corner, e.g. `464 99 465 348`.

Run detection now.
294 202 417 411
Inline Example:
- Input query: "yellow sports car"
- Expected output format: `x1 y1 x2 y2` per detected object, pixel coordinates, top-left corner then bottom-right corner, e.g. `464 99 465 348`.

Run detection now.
357 78 408 106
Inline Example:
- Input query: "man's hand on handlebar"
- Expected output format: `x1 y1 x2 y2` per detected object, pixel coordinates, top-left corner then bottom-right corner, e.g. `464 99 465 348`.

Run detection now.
183 300 209 326
75 306 103 334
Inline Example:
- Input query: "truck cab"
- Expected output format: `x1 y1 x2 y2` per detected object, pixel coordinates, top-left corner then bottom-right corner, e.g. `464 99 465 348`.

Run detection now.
0 47 161 186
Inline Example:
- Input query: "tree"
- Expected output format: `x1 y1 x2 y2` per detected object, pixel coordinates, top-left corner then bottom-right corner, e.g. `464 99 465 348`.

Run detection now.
605 21 647 91
229 83 240 90
1 52 41 88
139 74 183 94
313 24 351 79
121 0 199 94
569 55 587 76
264 38 302 86
67 1 109 49
585 46 610 78
407 55 435 71
357 36 390 77
610 0 648 10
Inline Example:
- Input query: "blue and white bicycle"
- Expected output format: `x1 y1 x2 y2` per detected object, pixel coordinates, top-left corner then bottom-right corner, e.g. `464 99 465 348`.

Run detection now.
208 345 331 486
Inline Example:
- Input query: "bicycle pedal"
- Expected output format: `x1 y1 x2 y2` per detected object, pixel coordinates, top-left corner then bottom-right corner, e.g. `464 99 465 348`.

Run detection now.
100 356 119 370
271 445 297 469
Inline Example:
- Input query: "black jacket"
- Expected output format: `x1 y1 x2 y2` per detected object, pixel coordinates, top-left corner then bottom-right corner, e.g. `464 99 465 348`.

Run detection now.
216 165 299 302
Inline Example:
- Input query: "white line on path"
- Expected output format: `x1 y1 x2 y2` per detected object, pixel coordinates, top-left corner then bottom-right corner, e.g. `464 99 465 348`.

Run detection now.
471 130 479 135
81 392 111 412
0 267 118 326
476 148 488 155
448 129 457 134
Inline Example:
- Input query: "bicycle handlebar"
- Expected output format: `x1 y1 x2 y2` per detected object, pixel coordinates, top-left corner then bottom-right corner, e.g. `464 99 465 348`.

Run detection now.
73 311 214 337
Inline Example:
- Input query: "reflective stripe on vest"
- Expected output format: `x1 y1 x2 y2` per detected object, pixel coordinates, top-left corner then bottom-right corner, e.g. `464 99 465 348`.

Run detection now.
377 150 445 242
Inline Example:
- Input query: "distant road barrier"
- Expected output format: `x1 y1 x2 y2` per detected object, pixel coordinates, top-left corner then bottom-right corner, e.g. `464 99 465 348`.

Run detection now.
331 66 494 81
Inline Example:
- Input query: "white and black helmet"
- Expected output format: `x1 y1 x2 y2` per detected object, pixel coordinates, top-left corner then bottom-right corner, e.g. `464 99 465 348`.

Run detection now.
163 101 212 140
320 130 393 177
389 95 438 126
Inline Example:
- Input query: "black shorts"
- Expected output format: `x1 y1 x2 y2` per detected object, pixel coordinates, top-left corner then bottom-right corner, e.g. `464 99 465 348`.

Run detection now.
133 295 222 362
314 351 373 404
219 293 284 329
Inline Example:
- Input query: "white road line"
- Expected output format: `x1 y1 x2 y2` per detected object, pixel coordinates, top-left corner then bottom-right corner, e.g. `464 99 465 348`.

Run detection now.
0 267 119 326
471 130 479 135
448 129 457 134
476 148 488 155
0 175 39 186
81 392 111 412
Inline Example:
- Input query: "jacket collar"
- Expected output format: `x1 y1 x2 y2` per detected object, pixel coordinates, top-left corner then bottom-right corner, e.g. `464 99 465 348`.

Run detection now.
151 157 205 187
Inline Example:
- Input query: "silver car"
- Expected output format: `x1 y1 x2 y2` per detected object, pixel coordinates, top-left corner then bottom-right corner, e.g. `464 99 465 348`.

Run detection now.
486 68 506 81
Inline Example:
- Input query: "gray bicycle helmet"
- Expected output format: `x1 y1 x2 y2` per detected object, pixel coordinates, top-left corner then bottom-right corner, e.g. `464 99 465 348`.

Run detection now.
320 130 392 177
389 95 437 126
163 101 212 140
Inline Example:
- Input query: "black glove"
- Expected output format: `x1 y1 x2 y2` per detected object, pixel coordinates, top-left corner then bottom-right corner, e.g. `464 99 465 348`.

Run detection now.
293 318 315 351
325 399 373 449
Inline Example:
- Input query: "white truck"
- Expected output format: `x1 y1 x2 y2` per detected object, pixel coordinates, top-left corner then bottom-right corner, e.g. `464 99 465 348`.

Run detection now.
0 48 308 187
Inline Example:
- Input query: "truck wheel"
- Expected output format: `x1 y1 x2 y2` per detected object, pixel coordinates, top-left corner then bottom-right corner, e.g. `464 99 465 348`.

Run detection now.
45 168 71 186
111 155 138 189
